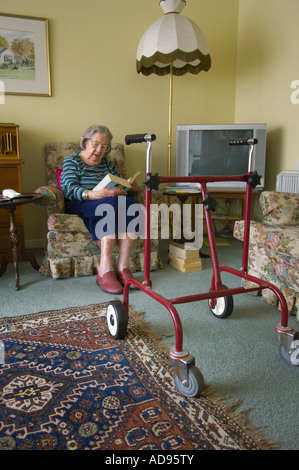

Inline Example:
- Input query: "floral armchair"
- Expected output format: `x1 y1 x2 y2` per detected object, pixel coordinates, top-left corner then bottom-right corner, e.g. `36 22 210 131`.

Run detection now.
234 191 299 320
35 142 162 279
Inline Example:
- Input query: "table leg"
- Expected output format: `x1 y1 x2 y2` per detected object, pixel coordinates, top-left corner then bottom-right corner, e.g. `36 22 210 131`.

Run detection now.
0 207 40 290
20 250 40 271
8 207 20 290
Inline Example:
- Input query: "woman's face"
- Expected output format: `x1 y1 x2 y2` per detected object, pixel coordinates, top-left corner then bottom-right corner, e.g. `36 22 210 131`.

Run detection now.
83 132 111 166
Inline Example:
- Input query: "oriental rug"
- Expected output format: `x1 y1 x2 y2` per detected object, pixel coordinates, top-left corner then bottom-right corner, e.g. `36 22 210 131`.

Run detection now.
0 303 272 451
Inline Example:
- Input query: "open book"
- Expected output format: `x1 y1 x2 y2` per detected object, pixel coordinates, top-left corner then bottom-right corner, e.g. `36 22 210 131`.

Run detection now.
92 171 141 191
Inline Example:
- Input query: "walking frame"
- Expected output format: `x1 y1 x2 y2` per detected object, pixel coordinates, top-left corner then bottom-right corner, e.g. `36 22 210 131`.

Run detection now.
106 133 299 397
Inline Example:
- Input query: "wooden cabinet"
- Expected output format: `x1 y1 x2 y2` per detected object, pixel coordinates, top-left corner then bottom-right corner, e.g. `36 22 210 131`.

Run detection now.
0 124 25 258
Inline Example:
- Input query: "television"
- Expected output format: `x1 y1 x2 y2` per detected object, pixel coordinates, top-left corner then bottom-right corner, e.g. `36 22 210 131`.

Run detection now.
176 124 267 191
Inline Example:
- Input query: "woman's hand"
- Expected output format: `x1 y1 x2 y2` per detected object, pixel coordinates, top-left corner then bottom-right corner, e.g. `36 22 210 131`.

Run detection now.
87 187 127 200
130 180 139 192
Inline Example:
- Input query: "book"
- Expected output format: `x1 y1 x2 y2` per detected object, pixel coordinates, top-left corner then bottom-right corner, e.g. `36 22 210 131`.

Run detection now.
168 242 202 272
169 242 199 260
164 185 201 194
92 171 141 191
127 171 141 184
169 253 202 273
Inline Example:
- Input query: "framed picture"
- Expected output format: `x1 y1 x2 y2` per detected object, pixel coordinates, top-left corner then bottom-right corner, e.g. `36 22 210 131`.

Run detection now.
0 13 51 96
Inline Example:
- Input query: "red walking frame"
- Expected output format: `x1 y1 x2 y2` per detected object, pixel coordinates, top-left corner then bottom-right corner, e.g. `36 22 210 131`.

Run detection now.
106 134 298 397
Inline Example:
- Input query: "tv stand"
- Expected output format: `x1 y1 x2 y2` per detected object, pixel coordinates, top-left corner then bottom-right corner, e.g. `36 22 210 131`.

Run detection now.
204 190 259 222
163 189 259 236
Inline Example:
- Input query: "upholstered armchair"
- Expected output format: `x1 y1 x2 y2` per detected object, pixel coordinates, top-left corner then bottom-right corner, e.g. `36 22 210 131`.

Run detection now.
35 142 162 279
234 191 299 320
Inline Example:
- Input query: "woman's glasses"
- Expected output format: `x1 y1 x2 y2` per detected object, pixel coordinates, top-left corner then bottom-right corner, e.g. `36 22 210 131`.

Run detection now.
90 140 110 152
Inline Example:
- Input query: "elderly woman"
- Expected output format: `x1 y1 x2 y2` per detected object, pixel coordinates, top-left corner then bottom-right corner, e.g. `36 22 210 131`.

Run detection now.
60 124 141 294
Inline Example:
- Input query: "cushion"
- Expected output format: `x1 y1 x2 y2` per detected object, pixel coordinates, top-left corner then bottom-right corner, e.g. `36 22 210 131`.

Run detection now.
234 219 299 259
56 169 62 189
47 213 89 232
260 191 299 226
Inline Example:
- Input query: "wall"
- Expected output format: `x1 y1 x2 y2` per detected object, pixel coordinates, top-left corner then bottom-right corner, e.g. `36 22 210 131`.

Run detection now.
1 0 239 245
235 0 299 191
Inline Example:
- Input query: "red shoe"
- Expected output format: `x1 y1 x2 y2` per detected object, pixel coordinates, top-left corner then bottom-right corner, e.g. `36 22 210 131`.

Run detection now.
96 271 123 294
116 268 138 290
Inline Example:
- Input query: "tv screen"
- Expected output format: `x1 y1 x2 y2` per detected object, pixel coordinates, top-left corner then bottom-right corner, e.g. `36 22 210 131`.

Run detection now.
177 124 267 190
189 129 253 176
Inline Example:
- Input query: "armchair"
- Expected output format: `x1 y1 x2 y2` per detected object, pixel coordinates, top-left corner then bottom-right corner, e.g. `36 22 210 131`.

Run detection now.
35 142 162 279
234 191 299 320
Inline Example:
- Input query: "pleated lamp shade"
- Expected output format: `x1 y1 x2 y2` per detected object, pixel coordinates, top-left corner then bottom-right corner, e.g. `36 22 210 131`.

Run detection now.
137 0 211 76
136 0 211 174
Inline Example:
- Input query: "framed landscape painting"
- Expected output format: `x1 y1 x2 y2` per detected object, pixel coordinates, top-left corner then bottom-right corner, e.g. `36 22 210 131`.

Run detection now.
0 13 51 96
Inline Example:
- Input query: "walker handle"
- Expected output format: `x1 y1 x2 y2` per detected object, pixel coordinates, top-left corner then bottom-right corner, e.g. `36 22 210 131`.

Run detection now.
125 134 156 145
229 138 258 146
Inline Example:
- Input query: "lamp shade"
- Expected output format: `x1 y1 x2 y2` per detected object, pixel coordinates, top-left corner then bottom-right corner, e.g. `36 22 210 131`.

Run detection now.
136 0 211 76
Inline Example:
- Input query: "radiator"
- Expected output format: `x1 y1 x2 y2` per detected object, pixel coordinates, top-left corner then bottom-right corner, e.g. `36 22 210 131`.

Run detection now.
276 171 299 194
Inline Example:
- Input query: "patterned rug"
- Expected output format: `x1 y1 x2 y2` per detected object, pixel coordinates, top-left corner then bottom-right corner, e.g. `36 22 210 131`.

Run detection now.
0 303 272 451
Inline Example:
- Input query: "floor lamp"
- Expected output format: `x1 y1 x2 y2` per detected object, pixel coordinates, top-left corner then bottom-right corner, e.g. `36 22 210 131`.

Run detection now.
137 0 211 176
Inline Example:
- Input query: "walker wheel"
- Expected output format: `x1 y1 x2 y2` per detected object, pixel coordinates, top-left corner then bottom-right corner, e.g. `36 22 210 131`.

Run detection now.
174 365 204 398
279 344 299 366
106 300 128 339
208 285 234 319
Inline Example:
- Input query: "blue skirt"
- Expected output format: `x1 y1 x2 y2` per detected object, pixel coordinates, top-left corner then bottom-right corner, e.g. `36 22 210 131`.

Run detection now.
66 196 144 240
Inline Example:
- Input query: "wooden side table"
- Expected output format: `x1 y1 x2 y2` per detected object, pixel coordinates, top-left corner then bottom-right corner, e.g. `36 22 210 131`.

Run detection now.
0 124 25 259
0 193 42 290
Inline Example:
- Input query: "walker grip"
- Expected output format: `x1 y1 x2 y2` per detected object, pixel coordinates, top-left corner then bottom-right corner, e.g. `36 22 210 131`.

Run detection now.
229 138 258 146
125 134 156 145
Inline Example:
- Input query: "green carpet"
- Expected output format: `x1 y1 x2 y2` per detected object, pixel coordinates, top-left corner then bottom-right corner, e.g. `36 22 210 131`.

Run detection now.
1 239 298 450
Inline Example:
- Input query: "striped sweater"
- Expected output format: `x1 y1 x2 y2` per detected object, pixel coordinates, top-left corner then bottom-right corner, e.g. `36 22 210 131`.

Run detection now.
60 154 122 209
